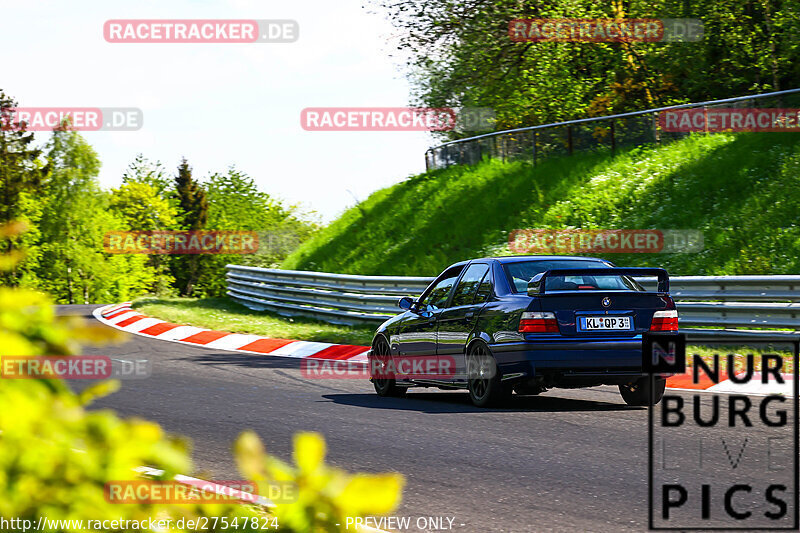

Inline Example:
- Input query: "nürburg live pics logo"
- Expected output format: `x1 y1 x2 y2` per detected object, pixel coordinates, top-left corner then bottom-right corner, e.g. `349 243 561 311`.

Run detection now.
647 337 799 530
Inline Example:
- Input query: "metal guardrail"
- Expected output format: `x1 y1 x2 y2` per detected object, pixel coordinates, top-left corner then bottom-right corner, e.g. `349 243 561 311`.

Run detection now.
424 88 800 171
227 265 800 340
226 265 434 324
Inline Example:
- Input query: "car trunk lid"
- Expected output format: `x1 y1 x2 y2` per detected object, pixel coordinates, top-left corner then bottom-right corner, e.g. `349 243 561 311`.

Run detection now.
526 267 674 336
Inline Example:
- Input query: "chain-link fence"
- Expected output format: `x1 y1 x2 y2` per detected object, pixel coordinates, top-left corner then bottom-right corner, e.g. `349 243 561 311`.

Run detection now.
425 88 800 171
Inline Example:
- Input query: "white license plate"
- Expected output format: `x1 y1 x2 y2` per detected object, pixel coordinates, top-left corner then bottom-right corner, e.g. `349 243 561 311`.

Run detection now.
580 316 632 331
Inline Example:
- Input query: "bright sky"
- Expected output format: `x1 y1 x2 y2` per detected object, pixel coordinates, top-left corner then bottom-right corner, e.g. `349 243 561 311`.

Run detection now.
4 0 435 222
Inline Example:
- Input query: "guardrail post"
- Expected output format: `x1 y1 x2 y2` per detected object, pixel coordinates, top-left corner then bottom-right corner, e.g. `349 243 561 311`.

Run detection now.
532 130 537 166
610 120 616 155
652 112 660 144
567 125 573 155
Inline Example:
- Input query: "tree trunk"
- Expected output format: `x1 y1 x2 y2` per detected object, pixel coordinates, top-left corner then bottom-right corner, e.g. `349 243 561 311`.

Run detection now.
66 263 74 304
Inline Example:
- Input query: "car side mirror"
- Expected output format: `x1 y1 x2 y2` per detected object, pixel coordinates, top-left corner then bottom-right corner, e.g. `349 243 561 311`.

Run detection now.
527 273 545 296
398 296 414 310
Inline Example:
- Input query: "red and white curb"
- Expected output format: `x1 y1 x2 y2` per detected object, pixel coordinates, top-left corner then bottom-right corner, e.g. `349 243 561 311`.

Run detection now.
93 303 369 364
666 369 793 396
134 466 274 507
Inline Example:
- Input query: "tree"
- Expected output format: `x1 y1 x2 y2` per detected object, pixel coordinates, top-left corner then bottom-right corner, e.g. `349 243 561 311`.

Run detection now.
379 0 800 137
121 153 173 198
0 90 48 226
175 157 208 230
110 182 178 232
0 90 48 284
172 158 208 296
195 168 319 296
109 181 179 294
36 125 152 303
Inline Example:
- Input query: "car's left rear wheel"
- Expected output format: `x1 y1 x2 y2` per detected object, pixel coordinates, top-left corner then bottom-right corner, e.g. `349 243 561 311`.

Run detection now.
619 377 666 406
371 337 406 398
466 343 511 407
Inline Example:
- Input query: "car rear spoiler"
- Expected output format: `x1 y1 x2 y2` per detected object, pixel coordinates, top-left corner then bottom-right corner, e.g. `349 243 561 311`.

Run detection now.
528 268 669 295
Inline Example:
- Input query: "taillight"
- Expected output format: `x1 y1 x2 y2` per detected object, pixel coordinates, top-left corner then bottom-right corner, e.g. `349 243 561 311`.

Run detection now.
650 310 679 331
519 312 559 333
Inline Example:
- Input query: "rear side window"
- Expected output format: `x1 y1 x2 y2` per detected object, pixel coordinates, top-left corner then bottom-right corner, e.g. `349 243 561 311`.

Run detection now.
450 263 489 307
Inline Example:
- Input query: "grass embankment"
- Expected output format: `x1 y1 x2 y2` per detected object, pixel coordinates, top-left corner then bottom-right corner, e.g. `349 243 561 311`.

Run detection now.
133 297 375 346
282 132 800 277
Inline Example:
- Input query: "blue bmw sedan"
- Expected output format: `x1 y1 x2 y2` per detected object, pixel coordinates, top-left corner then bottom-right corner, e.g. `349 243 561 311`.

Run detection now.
367 256 679 407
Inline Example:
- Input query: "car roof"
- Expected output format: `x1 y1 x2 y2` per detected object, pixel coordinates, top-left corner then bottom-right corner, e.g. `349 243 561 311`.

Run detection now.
479 255 609 265
439 256 612 276
441 255 610 272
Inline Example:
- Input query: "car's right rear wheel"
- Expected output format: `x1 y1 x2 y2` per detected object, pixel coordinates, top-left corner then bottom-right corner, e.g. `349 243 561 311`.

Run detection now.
466 343 511 407
371 337 406 398
619 377 666 406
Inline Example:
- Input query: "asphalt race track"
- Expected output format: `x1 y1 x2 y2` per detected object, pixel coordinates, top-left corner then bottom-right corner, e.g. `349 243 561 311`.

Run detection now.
62 305 797 533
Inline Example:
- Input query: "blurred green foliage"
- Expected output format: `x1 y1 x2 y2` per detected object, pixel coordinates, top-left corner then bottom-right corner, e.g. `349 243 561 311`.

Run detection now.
236 432 403 532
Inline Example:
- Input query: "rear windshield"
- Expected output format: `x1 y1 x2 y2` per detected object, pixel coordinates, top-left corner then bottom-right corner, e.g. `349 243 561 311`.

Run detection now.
503 260 644 293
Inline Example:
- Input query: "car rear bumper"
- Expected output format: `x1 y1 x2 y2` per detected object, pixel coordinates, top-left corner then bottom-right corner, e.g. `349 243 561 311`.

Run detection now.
490 336 645 378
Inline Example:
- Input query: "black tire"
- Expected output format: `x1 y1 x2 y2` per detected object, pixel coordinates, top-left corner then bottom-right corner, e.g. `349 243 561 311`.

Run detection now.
466 343 511 407
370 337 407 398
619 377 666 406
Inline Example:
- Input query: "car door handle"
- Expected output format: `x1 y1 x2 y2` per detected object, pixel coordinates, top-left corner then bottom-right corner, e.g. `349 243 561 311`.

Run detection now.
463 311 475 322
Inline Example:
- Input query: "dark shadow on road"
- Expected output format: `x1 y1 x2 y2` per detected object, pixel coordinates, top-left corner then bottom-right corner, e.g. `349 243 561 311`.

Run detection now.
320 391 642 414
185 352 308 370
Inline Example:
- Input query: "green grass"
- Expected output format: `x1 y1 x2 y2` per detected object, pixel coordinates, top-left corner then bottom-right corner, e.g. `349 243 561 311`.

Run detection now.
282 132 800 277
132 297 375 346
